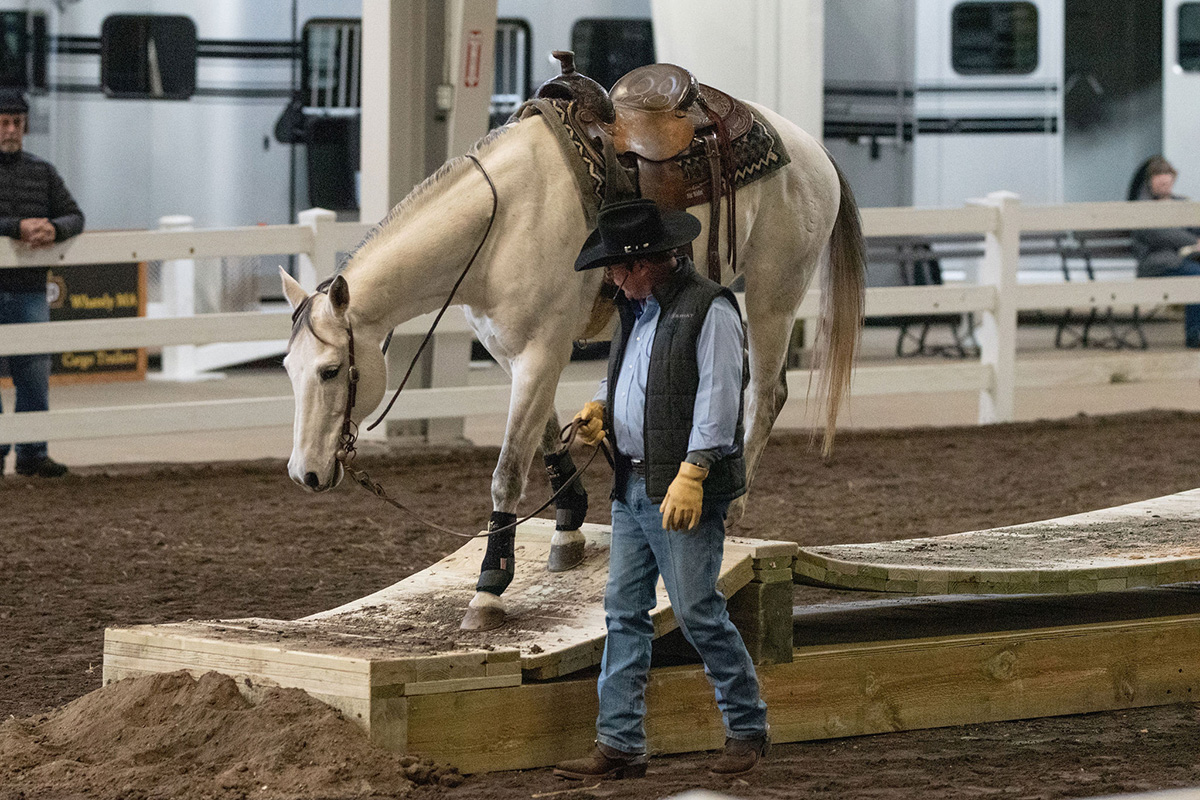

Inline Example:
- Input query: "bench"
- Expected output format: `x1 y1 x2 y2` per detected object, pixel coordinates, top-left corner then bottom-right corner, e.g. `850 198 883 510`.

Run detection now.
1043 231 1149 350
865 232 1149 357
865 236 980 358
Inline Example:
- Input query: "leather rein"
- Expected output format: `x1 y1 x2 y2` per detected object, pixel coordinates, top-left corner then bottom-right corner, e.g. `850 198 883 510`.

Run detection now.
326 154 611 540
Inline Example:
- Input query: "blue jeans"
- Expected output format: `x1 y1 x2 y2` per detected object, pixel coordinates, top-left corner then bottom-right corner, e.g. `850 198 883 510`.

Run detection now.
1161 257 1200 345
596 473 767 754
0 290 51 464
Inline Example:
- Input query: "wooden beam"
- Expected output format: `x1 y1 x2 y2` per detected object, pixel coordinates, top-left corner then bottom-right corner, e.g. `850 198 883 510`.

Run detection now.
797 489 1200 595
403 612 1200 773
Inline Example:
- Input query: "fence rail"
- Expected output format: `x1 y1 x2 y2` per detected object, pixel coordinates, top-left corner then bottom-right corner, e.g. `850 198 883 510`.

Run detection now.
2 195 1199 445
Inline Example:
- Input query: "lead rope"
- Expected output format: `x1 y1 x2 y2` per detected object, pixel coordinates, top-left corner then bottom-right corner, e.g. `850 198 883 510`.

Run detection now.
333 154 613 539
340 421 613 540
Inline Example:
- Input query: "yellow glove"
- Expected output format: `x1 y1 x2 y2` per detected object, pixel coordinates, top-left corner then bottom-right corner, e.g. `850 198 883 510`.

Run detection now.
573 400 606 446
659 461 709 531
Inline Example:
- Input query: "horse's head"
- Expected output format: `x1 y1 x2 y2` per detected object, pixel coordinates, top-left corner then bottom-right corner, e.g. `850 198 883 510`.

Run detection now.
280 268 387 492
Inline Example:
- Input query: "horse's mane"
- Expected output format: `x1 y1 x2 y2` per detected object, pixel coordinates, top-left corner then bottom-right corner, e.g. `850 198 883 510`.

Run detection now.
288 123 519 352
338 121 518 275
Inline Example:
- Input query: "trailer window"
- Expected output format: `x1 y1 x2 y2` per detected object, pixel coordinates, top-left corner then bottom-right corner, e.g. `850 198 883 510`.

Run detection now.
302 19 362 109
101 15 197 99
951 2 1039 75
0 11 48 91
491 18 531 127
571 18 655 90
1181 3 1200 71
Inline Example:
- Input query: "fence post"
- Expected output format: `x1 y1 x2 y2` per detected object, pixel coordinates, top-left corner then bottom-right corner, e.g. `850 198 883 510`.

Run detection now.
298 208 338 287
968 190 1020 423
156 215 198 381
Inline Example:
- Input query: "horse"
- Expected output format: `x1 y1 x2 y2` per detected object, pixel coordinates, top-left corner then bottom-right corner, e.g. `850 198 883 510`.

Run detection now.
280 98 866 632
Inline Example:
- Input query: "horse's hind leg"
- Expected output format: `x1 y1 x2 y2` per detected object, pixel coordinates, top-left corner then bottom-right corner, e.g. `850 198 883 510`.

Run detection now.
539 414 589 571
730 302 797 525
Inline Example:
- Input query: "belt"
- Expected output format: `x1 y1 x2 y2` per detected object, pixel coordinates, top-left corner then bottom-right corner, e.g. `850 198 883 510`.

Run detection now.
629 458 646 476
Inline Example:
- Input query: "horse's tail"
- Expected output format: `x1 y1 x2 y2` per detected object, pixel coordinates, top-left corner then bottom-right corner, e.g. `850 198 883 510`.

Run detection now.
814 154 866 459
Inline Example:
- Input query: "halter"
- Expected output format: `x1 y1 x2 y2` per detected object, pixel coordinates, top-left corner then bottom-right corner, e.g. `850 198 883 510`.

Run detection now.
308 154 611 540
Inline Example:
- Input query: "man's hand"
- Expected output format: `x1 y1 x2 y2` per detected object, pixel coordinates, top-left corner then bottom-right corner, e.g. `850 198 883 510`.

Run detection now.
19 218 55 249
573 400 606 446
659 461 708 531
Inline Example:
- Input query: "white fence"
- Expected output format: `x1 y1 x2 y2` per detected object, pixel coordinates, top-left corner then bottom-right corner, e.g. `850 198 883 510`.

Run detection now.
2 195 1200 446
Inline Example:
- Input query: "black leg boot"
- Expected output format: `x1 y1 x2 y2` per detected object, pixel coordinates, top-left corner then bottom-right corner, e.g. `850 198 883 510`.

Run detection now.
461 512 518 631
544 450 588 572
476 511 517 596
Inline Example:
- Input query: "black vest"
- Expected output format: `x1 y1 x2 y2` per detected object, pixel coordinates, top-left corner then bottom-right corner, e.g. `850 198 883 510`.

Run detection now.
605 259 747 503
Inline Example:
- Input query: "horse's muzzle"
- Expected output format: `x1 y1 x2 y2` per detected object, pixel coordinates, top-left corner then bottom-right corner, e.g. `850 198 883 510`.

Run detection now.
297 462 343 492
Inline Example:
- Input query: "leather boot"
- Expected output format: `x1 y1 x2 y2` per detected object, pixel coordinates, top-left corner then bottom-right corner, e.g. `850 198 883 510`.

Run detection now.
554 743 647 780
709 734 769 776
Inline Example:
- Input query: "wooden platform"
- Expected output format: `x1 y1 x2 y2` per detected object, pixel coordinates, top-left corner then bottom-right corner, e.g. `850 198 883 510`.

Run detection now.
401 587 1200 772
101 495 1200 773
795 489 1200 594
103 519 797 757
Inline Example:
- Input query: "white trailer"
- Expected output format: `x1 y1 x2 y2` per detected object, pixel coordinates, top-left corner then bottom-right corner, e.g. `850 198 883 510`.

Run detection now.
825 0 1200 208
3 0 366 231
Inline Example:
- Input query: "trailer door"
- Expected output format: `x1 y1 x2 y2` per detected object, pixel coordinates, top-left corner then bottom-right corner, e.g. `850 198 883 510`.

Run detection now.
1165 0 1200 197
1063 0 1162 202
913 0 1063 207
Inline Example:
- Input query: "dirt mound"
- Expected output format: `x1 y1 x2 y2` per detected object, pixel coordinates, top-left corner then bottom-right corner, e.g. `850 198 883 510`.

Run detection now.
0 671 460 800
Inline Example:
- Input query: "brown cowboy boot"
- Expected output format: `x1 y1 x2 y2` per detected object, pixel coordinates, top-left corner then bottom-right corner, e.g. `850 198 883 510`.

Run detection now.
554 743 648 780
709 734 769 776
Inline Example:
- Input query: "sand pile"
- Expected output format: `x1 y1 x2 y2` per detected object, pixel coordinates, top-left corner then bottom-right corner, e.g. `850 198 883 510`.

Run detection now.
0 671 461 799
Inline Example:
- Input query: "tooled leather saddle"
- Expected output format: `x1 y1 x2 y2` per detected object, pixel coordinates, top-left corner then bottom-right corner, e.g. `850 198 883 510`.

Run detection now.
535 52 754 280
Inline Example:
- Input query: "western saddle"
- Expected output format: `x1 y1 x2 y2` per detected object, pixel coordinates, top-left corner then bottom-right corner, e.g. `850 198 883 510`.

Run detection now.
536 52 754 279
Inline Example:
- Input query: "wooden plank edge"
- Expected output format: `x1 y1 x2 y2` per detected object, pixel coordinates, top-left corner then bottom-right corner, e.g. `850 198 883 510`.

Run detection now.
401 613 1200 773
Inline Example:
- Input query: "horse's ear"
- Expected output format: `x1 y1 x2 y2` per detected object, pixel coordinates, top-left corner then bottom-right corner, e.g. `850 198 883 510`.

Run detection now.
329 274 350 317
279 266 309 310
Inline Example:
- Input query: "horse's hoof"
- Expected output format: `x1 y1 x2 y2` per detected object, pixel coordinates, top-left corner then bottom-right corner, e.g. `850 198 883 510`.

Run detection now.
547 540 585 572
460 605 506 631
460 591 506 631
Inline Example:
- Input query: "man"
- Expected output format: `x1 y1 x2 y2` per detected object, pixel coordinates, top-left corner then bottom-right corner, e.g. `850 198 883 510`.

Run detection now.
0 88 83 477
555 199 768 780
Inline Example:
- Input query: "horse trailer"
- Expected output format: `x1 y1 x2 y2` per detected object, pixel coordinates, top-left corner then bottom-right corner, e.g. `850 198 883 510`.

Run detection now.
824 0 1200 207
2 0 1195 227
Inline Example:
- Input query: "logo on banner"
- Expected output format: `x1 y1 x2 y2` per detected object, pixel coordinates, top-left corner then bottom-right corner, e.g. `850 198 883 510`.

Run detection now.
463 29 482 88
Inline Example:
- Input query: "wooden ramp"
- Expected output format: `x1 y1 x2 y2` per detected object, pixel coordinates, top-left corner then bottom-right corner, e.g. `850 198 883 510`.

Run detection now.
102 494 1200 773
103 519 797 756
795 489 1200 594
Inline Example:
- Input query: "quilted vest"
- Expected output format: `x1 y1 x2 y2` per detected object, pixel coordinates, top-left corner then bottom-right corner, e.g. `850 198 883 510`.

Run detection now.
606 259 747 503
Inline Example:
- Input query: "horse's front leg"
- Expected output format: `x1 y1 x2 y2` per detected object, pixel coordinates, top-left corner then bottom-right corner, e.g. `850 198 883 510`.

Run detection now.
540 413 588 572
461 346 571 631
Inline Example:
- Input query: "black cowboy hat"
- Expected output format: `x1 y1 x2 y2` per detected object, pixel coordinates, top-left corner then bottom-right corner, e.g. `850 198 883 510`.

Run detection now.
575 198 702 271
0 88 29 115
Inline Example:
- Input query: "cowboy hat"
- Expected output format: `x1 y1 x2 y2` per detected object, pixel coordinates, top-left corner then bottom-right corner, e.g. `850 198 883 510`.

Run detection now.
575 198 701 271
0 88 29 115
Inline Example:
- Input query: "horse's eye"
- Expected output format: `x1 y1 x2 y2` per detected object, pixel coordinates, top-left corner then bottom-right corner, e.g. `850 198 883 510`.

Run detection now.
319 366 341 382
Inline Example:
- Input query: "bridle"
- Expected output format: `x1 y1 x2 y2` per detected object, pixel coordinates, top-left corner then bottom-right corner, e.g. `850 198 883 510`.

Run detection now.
309 154 611 540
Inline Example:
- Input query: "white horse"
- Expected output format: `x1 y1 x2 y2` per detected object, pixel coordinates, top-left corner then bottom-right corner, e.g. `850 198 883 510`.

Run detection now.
280 100 865 631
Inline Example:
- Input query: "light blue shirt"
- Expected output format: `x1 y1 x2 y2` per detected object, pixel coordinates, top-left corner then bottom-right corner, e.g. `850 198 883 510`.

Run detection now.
595 293 744 464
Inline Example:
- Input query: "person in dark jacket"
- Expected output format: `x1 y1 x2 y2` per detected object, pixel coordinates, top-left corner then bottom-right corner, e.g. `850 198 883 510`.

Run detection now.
0 88 84 477
1127 155 1200 348
554 199 768 781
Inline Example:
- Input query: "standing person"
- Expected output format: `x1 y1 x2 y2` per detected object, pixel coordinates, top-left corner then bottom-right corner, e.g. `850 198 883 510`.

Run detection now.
555 199 768 780
1127 155 1200 349
0 88 83 477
